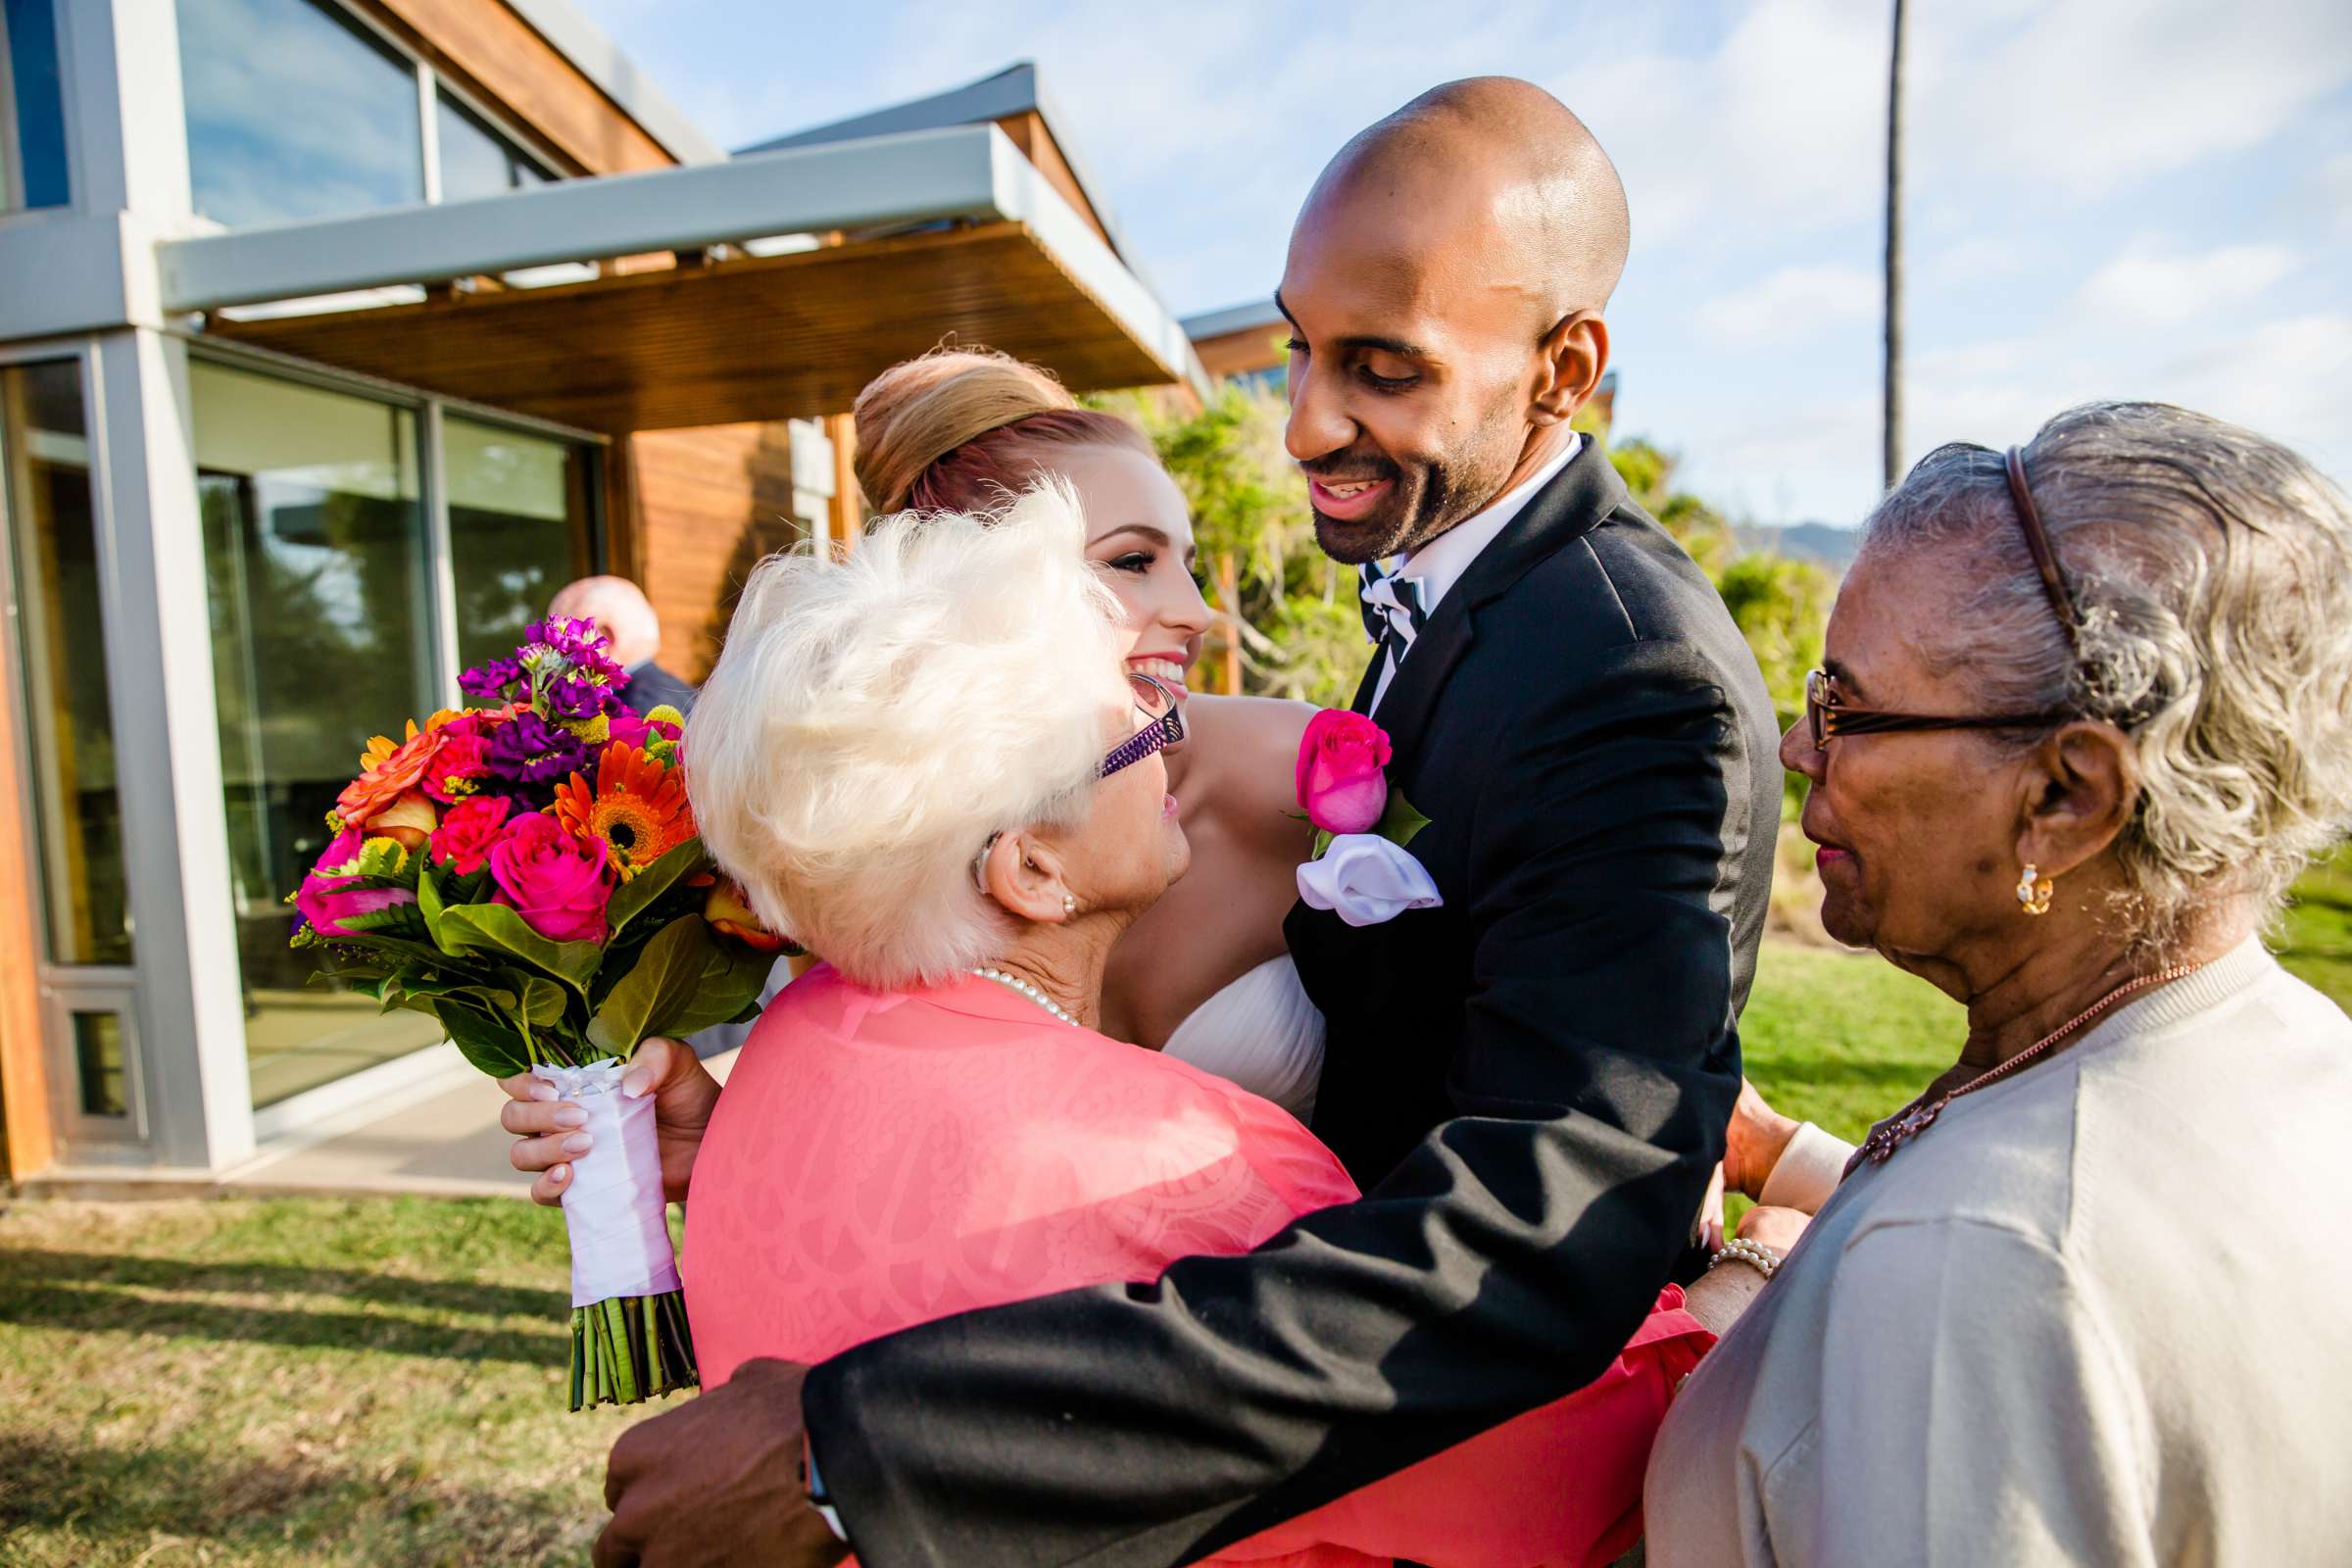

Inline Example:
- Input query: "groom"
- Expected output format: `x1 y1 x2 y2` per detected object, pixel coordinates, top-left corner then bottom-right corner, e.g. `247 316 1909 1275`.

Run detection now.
592 77 1780 1567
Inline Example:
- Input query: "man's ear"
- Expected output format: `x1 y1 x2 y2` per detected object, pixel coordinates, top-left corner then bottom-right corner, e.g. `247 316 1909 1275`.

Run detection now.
1530 311 1609 427
978 829 1073 925
2015 721 2139 879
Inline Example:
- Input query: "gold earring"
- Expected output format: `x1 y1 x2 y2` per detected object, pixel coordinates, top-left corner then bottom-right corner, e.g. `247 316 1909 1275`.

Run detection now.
1062 895 1078 916
2016 863 2054 916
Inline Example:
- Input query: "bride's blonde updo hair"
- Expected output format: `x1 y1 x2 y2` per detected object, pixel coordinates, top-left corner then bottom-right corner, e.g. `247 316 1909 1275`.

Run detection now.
853 347 1154 515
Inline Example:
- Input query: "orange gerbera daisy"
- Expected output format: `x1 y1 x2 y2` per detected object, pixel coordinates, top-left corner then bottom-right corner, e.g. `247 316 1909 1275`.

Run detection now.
339 727 444 829
553 742 692 880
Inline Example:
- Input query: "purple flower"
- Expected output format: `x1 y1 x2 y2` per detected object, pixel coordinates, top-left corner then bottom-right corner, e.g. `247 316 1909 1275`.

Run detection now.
460 657 524 702
522 616 627 684
487 710 593 785
547 671 623 721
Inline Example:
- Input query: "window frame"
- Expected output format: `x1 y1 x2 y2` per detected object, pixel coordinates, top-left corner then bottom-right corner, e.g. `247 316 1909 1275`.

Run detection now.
178 0 568 228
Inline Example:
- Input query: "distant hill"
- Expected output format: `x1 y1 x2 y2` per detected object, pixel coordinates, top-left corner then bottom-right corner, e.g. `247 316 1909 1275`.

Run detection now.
1735 521 1862 572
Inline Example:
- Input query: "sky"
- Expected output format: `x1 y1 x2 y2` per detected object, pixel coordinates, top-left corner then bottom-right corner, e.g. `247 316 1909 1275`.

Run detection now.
571 0 2352 528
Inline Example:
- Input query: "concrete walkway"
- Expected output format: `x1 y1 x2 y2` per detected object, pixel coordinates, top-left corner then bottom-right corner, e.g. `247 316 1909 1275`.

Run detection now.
23 1049 739 1201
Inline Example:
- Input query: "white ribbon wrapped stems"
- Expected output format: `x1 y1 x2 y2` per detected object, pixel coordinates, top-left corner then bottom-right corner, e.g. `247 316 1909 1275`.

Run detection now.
533 1058 682 1308
1297 834 1445 928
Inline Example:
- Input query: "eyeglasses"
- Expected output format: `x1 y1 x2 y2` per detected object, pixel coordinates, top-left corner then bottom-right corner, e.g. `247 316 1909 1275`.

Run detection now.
1100 672 1185 779
1806 445 2095 752
1803 668 2076 750
973 673 1188 893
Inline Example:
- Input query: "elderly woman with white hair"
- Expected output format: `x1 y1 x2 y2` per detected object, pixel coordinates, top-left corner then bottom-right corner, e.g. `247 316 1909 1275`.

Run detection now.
1646 402 2352 1565
656 482 1748 1568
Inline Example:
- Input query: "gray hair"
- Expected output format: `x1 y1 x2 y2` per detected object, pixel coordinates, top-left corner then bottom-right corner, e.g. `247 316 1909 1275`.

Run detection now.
685 479 1127 988
1860 401 2352 954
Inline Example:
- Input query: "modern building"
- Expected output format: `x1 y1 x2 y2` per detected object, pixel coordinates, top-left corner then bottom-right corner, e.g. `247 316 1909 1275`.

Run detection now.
1183 299 1288 398
0 0 1205 1181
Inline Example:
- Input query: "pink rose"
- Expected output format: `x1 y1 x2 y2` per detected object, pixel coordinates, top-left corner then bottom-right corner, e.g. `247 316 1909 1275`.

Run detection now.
1295 710 1395 836
429 794 513 875
297 828 415 937
489 812 612 943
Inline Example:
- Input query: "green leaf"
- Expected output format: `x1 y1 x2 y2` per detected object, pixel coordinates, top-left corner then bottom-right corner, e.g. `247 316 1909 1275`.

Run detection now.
435 903 603 996
516 975 569 1027
604 838 710 941
434 1001 530 1079
1372 788 1432 849
416 859 449 951
585 914 772 1056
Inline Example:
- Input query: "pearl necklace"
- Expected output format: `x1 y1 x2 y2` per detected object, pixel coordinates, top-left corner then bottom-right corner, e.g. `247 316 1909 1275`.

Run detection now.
969 967 1080 1027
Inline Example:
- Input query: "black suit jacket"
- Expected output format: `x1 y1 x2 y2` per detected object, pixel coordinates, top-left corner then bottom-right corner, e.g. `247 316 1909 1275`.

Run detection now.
619 661 698 718
803 440 1783 1568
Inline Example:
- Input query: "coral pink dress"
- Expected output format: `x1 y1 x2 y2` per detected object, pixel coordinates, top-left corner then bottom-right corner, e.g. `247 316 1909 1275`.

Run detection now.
684 965 1711 1567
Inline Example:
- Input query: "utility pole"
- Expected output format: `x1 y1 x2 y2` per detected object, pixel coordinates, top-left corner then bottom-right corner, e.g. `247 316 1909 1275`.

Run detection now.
1884 0 1907 491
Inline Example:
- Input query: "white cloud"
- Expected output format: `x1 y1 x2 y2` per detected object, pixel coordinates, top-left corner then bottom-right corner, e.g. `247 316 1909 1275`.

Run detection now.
1692 264 1881 346
1919 0 2352 193
2081 243 2300 324
2146 313 2352 462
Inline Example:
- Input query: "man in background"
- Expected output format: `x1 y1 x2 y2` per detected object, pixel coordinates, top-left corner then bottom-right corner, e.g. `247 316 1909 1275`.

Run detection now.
548 575 698 716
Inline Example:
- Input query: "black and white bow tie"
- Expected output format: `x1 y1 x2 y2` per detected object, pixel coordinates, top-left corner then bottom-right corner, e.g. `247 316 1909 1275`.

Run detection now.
1358 560 1430 670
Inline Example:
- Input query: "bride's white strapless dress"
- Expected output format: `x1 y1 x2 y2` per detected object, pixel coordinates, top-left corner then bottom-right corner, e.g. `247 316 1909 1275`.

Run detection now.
1160 955 1326 1121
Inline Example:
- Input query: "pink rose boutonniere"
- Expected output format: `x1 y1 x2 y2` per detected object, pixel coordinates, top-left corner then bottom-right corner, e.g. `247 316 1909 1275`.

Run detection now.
1294 710 1441 928
1295 710 1430 854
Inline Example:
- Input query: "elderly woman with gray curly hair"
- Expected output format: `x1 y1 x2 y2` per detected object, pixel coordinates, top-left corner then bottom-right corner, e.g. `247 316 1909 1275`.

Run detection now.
1647 401 2352 1565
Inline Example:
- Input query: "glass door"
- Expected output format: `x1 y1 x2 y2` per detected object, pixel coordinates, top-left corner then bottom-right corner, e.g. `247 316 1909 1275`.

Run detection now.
2 358 144 1146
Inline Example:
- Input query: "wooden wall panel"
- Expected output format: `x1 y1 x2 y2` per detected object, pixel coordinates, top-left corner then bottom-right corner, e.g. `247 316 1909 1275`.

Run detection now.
361 0 675 176
0 381 55 1176
1195 321 1288 379
630 423 809 683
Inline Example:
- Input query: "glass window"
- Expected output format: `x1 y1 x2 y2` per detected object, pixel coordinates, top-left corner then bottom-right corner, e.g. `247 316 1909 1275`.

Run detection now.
190 361 444 1107
72 1011 127 1117
177 0 423 228
3 361 130 966
445 416 591 674
435 90 549 204
1 0 70 209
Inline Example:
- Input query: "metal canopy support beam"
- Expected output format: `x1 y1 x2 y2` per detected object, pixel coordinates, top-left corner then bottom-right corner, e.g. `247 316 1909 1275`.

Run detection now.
158 125 1006 312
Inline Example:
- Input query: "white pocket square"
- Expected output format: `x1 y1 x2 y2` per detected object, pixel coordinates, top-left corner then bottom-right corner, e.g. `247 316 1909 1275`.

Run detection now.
1297 834 1444 928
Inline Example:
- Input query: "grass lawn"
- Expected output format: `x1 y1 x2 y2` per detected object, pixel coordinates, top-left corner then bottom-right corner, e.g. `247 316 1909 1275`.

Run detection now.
0 1196 666 1567
5 856 2344 1565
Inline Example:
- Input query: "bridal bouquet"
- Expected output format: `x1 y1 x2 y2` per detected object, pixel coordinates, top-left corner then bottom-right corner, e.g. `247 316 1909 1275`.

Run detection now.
286 616 787 1409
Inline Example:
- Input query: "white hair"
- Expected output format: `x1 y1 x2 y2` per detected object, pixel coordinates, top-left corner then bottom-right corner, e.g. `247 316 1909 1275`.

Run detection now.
685 479 1127 988
1862 401 2352 954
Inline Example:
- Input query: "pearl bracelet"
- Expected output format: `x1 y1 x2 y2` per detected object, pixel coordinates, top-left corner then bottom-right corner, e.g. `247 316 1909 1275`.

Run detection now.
1708 1236 1784 1283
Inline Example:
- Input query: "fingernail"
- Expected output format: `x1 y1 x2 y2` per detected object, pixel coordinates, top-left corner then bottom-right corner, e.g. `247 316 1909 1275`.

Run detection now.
563 1133 592 1154
621 1072 652 1100
552 1105 587 1128
551 1164 569 1183
527 1082 558 1102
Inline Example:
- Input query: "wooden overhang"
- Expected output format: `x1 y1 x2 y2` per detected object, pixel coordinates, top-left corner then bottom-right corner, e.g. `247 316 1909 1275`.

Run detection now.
208 220 1170 432
158 124 1209 430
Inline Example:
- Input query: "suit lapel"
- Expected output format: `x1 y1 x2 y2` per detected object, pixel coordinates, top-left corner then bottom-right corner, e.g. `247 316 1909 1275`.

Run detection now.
1370 438 1630 755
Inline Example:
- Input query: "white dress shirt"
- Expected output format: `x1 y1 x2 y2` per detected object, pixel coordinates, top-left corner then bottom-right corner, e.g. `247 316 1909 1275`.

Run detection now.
1369 433 1582 713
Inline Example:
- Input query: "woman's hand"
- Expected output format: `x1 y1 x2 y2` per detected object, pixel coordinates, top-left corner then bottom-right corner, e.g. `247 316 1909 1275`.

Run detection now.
1682 1203 1814 1338
1722 1076 1802 1201
1734 1202 1811 1253
498 1037 720 1205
